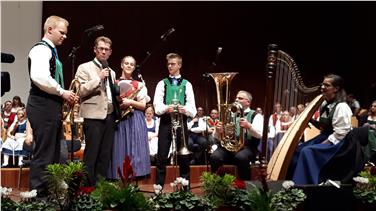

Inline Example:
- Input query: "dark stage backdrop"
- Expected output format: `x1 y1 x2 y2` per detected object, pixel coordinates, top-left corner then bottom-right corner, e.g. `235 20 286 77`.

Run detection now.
43 1 376 113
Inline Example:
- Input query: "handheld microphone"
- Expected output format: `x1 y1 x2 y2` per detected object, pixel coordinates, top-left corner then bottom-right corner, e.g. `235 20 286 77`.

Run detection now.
160 28 175 40
84 25 104 34
100 60 109 69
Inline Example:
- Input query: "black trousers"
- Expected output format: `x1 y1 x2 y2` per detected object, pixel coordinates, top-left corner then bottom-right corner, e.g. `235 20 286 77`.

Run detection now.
188 133 208 164
83 114 115 185
27 95 62 196
210 144 257 180
156 114 190 187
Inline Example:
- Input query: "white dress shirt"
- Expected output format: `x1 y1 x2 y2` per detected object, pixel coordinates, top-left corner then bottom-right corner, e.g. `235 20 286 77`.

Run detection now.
29 38 64 96
153 74 196 118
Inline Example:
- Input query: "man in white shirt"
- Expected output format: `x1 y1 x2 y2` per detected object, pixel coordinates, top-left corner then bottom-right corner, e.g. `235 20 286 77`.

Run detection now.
187 107 209 165
153 53 196 190
27 15 77 197
210 90 263 180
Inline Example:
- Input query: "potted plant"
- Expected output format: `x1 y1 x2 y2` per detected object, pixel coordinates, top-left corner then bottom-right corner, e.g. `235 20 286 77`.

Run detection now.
151 177 213 211
353 169 376 210
270 181 306 211
200 169 252 210
90 156 152 210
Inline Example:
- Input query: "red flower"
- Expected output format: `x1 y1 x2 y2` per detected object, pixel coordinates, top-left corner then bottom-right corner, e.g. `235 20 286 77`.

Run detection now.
79 186 95 194
118 155 134 185
233 179 246 189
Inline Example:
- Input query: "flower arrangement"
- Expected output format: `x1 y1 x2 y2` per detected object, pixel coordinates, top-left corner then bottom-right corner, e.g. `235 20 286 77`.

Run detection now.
90 155 152 210
0 187 55 211
353 169 376 205
270 181 306 211
152 177 213 211
201 168 252 210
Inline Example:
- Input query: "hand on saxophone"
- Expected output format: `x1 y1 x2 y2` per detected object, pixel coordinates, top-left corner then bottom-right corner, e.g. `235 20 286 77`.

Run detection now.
166 105 175 113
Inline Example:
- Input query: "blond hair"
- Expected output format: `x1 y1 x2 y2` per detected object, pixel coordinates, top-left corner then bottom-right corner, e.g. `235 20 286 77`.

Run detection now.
43 15 69 34
95 36 112 48
166 53 182 65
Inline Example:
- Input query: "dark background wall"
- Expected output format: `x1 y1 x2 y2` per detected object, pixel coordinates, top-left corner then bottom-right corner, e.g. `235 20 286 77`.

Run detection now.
43 1 376 113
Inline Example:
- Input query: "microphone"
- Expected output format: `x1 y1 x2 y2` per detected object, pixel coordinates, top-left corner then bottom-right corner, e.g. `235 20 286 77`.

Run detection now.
1 52 15 63
100 60 109 69
216 47 223 55
212 47 223 66
84 25 104 34
100 60 109 86
160 28 175 40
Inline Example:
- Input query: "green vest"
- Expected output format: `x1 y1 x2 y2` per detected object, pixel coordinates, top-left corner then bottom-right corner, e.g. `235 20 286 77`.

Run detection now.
163 78 187 105
34 41 64 89
236 109 256 140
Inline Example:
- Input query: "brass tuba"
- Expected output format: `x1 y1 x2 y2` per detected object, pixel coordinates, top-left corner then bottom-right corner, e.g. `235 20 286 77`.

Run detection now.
62 79 84 142
208 72 244 152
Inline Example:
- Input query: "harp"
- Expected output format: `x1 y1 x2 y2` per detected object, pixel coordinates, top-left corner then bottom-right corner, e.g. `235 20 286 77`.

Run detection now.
262 44 322 180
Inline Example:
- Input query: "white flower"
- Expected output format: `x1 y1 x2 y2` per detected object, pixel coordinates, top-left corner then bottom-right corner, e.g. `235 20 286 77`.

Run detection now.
282 180 295 190
0 186 12 196
60 181 68 190
170 182 176 188
353 176 369 184
181 178 189 187
19 189 37 199
153 184 163 194
176 177 183 183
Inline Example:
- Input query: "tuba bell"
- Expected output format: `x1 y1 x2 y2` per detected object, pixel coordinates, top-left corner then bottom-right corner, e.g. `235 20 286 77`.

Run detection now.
62 79 84 142
208 72 244 152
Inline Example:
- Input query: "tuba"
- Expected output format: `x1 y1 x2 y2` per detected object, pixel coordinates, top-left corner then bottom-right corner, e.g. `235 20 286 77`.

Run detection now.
62 79 84 142
208 72 244 152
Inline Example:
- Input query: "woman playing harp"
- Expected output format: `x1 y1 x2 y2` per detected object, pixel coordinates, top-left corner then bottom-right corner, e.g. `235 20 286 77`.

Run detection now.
290 74 352 185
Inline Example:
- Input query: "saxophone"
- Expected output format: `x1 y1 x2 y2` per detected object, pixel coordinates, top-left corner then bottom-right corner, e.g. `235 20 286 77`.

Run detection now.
62 79 84 141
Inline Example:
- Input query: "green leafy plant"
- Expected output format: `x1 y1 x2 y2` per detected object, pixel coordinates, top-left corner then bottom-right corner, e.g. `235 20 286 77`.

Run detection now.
152 177 213 211
270 181 306 211
200 170 252 210
91 156 152 210
71 192 102 211
91 178 151 210
353 170 376 204
44 161 87 210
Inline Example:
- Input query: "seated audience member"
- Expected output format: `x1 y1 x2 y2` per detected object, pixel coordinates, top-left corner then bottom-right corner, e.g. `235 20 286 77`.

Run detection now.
187 107 209 164
207 108 220 153
346 93 361 117
11 96 26 113
1 109 30 166
145 104 160 165
2 100 17 130
361 100 376 163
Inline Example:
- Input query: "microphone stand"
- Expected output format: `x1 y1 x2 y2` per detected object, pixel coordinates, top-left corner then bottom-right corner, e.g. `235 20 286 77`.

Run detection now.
65 31 88 161
134 30 172 82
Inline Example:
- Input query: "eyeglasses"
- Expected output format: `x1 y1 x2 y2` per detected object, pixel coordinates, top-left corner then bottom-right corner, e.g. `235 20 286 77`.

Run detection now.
96 47 111 52
321 83 333 88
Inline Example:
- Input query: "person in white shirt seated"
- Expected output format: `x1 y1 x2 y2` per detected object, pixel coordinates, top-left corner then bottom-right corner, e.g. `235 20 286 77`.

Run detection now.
187 107 208 165
145 104 160 165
